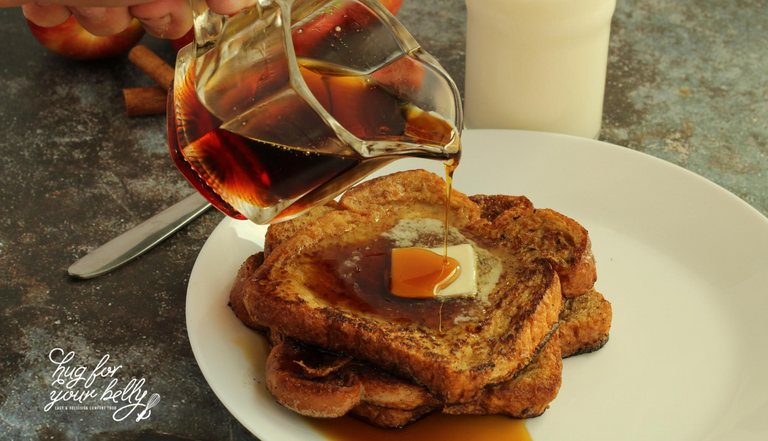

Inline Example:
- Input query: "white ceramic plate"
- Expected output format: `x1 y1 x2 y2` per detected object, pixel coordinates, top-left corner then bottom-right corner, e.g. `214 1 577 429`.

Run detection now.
186 129 768 441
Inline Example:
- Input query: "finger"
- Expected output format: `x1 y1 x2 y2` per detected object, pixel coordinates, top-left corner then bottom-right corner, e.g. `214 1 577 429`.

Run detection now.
22 3 73 27
130 0 192 39
206 0 255 16
3 0 149 6
70 6 134 36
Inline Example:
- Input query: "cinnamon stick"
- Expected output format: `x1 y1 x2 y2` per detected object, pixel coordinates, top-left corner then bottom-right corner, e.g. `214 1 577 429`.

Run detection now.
128 45 174 91
123 86 167 117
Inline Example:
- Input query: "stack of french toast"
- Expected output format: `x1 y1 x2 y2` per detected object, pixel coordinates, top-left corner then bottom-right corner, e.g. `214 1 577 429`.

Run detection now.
229 170 612 428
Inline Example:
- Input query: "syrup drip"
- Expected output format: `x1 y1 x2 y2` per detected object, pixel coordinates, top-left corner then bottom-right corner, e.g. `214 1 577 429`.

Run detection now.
443 159 457 258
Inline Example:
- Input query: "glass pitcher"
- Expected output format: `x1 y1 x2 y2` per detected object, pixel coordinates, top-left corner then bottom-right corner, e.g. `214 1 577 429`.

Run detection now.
167 0 463 224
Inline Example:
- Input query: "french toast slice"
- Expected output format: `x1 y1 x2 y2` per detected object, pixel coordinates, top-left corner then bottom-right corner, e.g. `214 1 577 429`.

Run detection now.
231 253 610 366
262 194 597 299
263 332 562 428
238 170 563 403
231 253 609 427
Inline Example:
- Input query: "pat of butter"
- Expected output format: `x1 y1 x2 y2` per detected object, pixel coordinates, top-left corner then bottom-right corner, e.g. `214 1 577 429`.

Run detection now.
428 244 478 298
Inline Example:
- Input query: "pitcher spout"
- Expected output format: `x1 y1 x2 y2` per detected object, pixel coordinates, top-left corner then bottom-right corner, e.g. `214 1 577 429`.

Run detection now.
362 134 462 163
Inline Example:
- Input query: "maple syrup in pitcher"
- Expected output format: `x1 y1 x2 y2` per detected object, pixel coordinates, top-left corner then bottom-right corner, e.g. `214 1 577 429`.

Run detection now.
168 0 462 224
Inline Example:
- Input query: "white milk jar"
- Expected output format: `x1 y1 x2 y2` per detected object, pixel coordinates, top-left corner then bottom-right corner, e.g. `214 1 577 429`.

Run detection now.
464 0 616 139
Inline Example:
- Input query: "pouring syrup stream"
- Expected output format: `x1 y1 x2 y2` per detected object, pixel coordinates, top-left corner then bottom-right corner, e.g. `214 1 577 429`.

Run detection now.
444 157 458 259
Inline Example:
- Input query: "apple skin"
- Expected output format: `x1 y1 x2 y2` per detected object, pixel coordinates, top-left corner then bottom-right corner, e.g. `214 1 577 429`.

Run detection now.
381 0 404 14
27 16 145 60
170 28 193 52
170 0 404 51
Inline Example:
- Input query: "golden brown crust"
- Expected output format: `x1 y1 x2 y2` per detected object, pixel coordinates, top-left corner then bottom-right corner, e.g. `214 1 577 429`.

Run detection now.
264 202 338 258
559 289 612 357
487 207 597 297
229 252 266 331
339 169 481 229
442 333 562 418
265 338 361 418
265 337 440 421
469 194 534 222
350 403 434 429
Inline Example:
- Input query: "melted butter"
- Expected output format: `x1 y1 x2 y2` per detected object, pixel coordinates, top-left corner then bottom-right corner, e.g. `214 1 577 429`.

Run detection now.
309 413 531 441
390 248 460 298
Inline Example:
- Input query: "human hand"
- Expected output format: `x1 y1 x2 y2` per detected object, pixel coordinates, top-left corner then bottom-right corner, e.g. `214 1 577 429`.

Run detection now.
3 0 255 39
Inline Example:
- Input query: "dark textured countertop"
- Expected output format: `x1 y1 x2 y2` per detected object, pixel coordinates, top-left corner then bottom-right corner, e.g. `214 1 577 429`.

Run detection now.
1 0 766 439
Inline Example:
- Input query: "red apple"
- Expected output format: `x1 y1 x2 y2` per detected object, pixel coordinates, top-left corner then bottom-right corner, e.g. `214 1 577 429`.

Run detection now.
169 0 404 52
27 16 145 60
380 0 404 14
170 28 193 52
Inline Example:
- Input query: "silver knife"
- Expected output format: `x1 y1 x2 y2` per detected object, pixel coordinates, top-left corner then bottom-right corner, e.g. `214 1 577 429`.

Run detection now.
68 193 212 279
